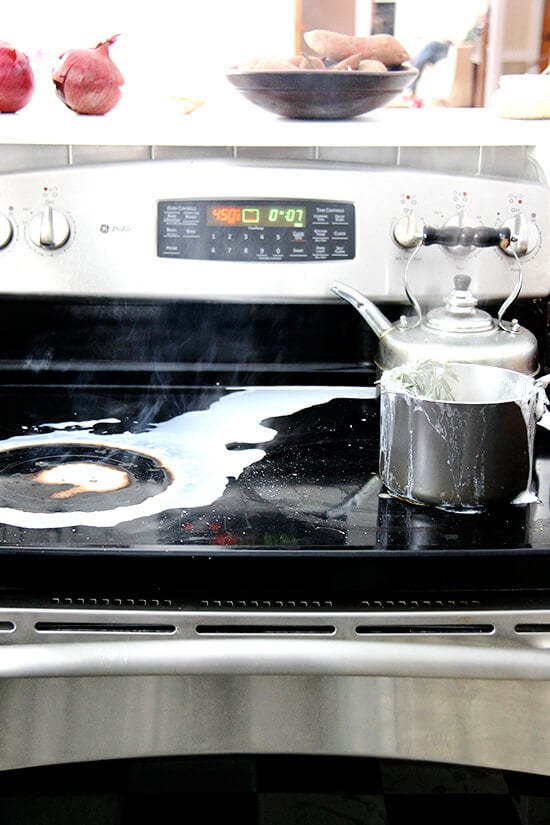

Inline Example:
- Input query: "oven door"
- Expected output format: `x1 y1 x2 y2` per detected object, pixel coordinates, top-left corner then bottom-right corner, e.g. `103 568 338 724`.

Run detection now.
2 545 550 778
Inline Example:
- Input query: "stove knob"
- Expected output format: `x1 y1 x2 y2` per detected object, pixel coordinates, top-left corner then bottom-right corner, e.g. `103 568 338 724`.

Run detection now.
499 214 540 257
0 213 13 249
392 213 423 248
28 206 70 250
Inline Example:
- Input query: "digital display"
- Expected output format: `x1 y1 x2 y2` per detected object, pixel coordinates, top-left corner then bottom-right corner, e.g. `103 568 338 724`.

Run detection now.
157 198 355 262
207 204 306 228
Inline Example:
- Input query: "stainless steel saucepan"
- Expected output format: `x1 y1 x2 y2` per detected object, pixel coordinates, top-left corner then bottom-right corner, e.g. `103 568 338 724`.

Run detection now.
378 361 550 510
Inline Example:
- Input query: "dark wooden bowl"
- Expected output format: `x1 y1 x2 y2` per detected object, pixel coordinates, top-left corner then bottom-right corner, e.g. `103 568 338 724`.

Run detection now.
225 66 418 120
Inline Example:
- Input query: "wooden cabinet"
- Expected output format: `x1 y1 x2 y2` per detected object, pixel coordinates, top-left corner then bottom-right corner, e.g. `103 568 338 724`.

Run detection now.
539 0 550 69
295 0 357 53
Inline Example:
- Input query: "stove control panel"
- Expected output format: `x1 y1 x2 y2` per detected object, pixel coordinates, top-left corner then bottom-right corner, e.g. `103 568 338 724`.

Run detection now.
0 158 547 301
158 199 355 262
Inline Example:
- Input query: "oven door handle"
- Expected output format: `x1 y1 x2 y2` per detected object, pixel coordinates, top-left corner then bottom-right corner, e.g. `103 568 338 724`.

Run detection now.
2 638 550 680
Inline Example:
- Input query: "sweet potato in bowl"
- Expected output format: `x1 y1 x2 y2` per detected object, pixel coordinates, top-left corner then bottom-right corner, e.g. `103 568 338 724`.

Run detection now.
226 28 415 120
234 30 410 74
303 30 409 66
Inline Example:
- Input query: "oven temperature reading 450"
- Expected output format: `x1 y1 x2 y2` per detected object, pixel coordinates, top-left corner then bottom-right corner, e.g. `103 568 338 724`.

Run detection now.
208 205 305 228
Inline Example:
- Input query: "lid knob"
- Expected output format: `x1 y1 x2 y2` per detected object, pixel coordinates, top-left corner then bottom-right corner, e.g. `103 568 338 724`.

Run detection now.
453 275 472 291
425 276 493 332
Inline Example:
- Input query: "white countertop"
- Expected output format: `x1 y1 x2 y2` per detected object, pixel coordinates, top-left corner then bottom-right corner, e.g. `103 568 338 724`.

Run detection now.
2 87 550 147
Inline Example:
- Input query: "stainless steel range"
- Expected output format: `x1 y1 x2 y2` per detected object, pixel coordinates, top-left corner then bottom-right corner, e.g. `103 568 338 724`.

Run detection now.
0 155 550 778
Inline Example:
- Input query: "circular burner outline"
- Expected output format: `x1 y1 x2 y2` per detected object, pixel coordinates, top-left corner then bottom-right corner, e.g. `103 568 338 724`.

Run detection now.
0 442 173 513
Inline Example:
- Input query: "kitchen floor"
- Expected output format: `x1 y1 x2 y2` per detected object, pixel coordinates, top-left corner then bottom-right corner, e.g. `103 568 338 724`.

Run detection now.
0 756 549 825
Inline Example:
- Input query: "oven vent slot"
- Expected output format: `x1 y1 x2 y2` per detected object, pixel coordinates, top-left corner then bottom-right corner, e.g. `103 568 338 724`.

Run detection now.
197 598 485 611
360 599 482 610
34 622 177 635
515 624 550 633
50 597 173 608
198 600 334 609
355 624 495 635
195 624 336 635
0 622 15 633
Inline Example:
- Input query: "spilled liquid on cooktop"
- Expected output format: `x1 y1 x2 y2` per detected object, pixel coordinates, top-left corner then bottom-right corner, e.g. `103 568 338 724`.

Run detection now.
0 386 375 529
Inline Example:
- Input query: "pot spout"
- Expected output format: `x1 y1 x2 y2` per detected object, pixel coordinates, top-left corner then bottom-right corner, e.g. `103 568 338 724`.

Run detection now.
331 281 393 339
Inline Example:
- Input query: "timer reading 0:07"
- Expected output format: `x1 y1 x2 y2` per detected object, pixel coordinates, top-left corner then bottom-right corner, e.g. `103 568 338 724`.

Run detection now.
207 205 306 228
266 207 305 227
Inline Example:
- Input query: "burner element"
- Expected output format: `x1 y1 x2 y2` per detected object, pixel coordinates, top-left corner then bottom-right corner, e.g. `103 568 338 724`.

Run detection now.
33 462 130 499
0 445 171 512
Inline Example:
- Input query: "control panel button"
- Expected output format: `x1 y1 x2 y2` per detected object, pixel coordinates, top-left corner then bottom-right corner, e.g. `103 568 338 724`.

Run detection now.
28 206 70 250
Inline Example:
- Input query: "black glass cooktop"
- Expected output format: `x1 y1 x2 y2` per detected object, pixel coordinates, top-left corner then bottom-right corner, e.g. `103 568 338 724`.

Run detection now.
0 380 547 556
0 378 547 604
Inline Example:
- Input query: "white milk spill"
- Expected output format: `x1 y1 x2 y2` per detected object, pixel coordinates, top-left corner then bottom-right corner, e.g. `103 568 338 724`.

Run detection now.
0 386 375 529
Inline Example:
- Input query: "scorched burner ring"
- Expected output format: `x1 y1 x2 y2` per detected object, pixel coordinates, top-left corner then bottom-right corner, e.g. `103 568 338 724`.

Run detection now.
0 444 172 513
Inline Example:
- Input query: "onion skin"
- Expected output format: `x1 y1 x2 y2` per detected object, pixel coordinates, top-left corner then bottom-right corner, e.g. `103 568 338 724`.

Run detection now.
0 42 34 113
52 34 124 115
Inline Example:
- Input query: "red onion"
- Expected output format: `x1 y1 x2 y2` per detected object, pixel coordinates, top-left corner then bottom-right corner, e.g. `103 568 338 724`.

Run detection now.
0 42 34 113
52 34 124 115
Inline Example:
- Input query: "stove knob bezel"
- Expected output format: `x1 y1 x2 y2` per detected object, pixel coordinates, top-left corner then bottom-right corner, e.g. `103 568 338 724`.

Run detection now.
27 205 72 251
0 212 14 250
499 213 541 258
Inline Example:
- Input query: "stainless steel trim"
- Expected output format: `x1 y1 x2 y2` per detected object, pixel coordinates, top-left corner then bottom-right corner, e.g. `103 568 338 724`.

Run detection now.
0 605 549 645
0 632 548 680
0 606 549 678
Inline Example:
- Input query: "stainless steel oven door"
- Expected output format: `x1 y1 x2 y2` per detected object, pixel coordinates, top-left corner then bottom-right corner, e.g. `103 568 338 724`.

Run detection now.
2 604 550 775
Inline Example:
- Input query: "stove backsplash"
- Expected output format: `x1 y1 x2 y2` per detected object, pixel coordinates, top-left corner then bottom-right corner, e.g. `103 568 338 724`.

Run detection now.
0 297 375 384
0 294 546 386
0 142 543 181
